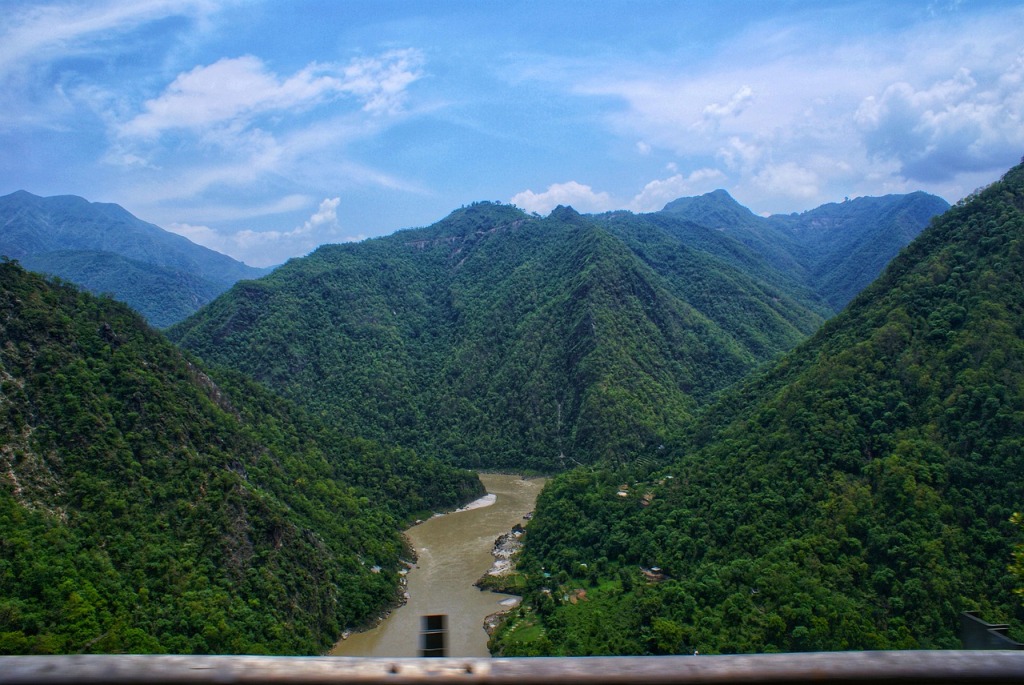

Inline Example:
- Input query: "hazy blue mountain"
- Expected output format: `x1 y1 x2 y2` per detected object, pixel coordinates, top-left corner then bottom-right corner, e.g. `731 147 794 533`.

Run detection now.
0 191 268 326
661 189 950 310
769 191 952 308
660 189 808 279
662 188 767 232
18 250 225 329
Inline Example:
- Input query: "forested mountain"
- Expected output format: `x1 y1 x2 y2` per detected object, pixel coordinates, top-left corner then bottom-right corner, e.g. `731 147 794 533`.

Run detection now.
0 260 481 654
491 163 1024 655
168 208 778 471
18 251 222 330
662 189 950 310
0 191 269 327
169 194 939 472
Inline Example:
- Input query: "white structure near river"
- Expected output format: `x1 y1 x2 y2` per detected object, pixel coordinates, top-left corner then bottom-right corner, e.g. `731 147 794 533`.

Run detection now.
331 473 545 658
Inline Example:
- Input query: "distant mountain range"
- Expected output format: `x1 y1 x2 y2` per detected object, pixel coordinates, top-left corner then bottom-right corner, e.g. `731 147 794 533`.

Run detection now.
661 189 950 310
0 191 269 327
169 189 948 472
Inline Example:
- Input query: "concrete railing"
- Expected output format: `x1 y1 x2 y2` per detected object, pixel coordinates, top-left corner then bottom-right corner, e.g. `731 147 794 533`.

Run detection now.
3 651 1024 684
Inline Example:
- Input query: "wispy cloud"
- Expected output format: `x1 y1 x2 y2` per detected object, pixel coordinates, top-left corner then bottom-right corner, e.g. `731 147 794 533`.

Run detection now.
0 0 230 132
105 49 427 219
543 6 1024 212
114 113 424 215
167 196 351 267
119 50 424 140
0 0 223 76
162 194 310 223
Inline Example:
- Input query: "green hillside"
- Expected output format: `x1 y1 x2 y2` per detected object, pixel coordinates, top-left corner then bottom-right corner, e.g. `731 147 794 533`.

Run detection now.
19 251 225 329
594 210 830 359
770 191 952 309
169 202 833 471
492 163 1024 655
0 260 481 655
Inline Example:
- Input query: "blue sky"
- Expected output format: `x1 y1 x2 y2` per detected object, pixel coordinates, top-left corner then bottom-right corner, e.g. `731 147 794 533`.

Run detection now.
1 1 1022 267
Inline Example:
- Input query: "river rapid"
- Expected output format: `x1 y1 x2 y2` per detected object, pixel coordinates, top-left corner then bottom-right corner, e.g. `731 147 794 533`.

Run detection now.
330 473 546 658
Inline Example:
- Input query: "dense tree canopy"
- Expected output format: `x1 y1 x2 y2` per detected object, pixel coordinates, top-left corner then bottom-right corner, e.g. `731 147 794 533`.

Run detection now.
169 195 938 472
0 261 481 654
494 163 1024 655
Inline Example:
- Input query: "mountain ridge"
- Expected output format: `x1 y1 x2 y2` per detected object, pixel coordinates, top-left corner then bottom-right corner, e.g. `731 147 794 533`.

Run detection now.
0 182 958 655
170 192 943 471
0 191 269 327
660 188 950 309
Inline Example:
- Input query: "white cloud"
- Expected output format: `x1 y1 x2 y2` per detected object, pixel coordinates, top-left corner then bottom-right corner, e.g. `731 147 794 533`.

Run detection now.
510 168 728 216
566 61 863 213
119 50 424 140
550 6 1024 211
628 168 726 212
717 136 765 172
752 162 819 200
167 221 228 253
856 60 1024 182
510 181 615 215
166 197 347 267
301 197 341 233
341 49 425 114
695 85 754 131
100 49 427 213
703 85 754 119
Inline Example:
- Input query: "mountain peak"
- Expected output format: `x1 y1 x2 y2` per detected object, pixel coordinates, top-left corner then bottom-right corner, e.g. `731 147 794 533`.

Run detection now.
550 204 581 219
704 188 740 203
661 188 748 212
659 189 761 230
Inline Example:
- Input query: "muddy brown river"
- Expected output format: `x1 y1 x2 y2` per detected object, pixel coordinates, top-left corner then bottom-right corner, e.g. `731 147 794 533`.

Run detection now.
330 473 546 658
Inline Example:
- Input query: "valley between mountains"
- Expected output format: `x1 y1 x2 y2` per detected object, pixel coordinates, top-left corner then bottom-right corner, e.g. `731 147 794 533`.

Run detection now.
2 167 1023 655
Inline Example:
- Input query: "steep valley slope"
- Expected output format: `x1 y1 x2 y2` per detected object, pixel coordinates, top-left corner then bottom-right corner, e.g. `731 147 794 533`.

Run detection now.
492 162 1024 655
0 261 481 654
